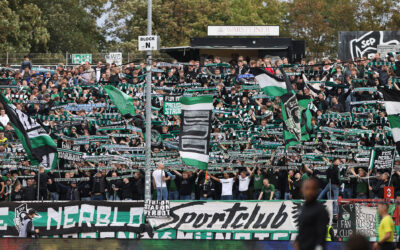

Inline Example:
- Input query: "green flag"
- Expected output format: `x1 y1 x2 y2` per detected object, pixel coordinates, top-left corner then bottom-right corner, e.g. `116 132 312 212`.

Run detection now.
0 94 58 171
251 67 287 97
103 85 136 116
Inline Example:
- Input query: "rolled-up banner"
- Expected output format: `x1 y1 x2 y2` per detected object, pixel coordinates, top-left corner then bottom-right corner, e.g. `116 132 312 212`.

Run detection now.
179 95 213 170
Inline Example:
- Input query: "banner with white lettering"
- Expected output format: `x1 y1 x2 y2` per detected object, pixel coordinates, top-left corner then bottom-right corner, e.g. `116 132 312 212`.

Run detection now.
147 201 333 233
0 201 144 238
368 147 396 170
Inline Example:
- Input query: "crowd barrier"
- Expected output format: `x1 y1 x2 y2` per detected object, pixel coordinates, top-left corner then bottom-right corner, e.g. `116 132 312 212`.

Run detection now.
0 200 333 240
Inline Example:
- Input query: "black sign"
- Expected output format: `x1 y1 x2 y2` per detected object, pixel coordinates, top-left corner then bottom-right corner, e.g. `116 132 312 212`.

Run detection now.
337 204 356 238
338 31 400 60
370 147 395 170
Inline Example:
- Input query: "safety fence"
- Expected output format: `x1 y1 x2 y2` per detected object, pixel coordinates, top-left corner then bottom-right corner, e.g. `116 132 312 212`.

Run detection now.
0 52 172 66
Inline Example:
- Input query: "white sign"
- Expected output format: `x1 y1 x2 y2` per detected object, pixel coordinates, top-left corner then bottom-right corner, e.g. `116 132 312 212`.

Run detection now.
377 44 400 56
148 201 333 232
207 26 280 37
105 52 123 65
138 36 160 51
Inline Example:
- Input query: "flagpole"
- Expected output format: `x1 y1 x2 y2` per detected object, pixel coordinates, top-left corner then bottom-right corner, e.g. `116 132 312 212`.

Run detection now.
144 0 153 201
37 166 40 201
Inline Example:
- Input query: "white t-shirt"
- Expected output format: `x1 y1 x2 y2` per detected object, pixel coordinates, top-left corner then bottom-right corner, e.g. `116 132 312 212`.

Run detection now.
152 169 167 188
238 176 250 192
0 115 9 127
220 178 234 196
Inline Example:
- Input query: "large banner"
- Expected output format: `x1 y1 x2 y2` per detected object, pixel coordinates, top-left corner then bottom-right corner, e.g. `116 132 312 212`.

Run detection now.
0 201 144 238
0 201 333 240
338 31 400 60
148 201 333 238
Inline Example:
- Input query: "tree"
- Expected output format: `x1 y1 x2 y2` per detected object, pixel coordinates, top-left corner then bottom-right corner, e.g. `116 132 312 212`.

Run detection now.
106 0 287 52
0 0 49 53
27 0 108 53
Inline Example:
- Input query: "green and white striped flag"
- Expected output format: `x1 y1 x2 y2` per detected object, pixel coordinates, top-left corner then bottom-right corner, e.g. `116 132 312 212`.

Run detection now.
250 67 287 97
381 88 400 154
179 95 213 170
0 94 58 171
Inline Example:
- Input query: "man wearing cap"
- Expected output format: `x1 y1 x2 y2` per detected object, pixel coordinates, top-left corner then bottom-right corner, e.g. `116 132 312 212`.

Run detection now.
19 209 39 238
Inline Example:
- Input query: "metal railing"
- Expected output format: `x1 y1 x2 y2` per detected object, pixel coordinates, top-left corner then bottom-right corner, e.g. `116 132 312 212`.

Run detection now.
0 52 173 66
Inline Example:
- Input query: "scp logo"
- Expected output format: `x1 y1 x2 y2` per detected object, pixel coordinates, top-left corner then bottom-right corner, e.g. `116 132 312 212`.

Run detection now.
349 31 400 59
360 38 376 49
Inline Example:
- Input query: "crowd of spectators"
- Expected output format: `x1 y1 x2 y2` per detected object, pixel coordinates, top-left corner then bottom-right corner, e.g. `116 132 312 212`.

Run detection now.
0 53 400 212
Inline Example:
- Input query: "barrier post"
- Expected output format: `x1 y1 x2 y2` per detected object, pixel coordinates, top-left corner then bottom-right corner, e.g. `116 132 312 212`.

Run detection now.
144 0 153 201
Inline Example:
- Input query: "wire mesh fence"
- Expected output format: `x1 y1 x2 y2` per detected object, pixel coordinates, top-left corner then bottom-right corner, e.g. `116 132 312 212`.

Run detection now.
0 52 173 67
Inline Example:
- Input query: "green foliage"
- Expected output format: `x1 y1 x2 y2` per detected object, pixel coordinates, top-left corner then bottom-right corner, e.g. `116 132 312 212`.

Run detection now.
106 0 288 52
0 0 107 53
1 0 400 56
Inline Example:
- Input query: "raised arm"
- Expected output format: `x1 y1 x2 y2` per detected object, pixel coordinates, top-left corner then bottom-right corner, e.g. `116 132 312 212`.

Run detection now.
173 169 182 177
210 175 220 183
247 167 255 177
303 164 314 175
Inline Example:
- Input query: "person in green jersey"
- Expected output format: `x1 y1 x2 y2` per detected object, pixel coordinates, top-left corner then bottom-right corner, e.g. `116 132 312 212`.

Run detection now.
258 178 275 200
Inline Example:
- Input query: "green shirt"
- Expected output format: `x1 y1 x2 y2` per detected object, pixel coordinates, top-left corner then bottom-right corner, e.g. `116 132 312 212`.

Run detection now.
301 173 309 181
261 184 275 200
169 179 177 191
356 180 368 194
253 175 263 191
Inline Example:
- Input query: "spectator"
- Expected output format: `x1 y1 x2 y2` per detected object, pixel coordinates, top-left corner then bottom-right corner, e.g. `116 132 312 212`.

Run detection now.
20 55 32 72
237 167 254 200
199 173 216 200
210 172 237 200
0 109 9 127
152 163 170 200
91 172 106 200
258 179 275 200
172 170 197 200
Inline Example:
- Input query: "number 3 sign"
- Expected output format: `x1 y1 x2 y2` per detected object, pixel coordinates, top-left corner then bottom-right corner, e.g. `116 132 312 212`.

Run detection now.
384 186 394 199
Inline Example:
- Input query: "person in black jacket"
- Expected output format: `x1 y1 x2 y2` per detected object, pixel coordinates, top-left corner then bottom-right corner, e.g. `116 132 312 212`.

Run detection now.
11 183 23 201
317 158 340 216
92 171 107 200
172 170 196 200
134 172 144 200
291 173 303 200
199 174 216 200
294 177 329 250
36 166 50 200
22 178 37 201
55 181 82 200
107 172 121 201
369 172 390 199
120 177 135 200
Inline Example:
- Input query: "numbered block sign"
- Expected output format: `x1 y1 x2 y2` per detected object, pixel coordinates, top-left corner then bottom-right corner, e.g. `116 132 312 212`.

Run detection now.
384 186 394 199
